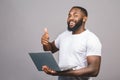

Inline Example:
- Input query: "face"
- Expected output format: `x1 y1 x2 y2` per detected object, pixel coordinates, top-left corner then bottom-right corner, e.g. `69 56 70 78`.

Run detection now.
67 8 84 32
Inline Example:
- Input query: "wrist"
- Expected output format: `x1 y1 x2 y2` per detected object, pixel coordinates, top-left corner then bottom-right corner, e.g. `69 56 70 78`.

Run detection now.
43 42 52 51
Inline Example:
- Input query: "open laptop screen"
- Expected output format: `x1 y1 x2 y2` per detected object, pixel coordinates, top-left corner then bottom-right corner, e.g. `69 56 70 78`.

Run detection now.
29 52 61 71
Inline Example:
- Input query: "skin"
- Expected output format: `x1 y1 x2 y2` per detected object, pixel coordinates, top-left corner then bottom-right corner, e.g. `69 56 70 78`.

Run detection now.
41 7 101 77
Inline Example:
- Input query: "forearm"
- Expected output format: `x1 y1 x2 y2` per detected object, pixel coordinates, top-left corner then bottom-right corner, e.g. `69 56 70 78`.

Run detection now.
56 56 101 77
43 41 59 53
56 66 99 77
43 42 52 51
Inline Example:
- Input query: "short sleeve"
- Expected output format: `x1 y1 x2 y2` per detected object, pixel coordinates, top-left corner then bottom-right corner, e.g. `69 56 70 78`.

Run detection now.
55 34 61 49
86 35 102 56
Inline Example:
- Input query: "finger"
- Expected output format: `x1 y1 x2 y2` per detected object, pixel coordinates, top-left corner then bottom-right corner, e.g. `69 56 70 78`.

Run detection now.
44 28 48 34
41 39 49 44
44 28 49 39
42 66 48 72
41 34 49 44
42 66 50 74
42 66 54 74
45 66 56 74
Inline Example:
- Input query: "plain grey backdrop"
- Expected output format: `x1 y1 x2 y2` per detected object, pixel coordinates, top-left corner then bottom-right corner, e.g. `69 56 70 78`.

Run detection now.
0 0 120 80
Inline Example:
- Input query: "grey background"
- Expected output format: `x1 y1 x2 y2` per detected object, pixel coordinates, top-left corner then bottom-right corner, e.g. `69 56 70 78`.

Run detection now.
0 0 120 80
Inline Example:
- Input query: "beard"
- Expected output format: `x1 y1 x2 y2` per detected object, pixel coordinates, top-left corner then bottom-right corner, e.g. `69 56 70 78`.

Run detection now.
67 18 83 32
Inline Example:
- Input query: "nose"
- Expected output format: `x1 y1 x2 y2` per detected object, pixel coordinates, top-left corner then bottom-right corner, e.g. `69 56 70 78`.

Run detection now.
68 16 74 21
69 15 74 20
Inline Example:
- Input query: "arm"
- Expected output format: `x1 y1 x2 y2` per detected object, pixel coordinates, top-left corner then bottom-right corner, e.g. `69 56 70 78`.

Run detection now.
42 41 59 53
57 56 101 77
42 56 101 77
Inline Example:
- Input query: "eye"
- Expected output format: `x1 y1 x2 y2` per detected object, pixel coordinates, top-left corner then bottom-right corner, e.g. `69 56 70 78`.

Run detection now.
74 14 78 18
68 14 71 18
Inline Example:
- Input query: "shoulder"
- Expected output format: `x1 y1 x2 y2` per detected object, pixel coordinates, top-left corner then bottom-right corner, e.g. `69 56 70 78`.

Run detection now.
58 30 72 38
85 29 102 48
85 30 100 42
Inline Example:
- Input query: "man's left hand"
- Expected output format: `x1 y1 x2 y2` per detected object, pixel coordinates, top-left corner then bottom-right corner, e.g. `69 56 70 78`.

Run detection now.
42 65 57 76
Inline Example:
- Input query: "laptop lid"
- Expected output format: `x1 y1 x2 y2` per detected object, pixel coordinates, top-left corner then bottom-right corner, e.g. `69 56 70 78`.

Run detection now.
29 52 61 71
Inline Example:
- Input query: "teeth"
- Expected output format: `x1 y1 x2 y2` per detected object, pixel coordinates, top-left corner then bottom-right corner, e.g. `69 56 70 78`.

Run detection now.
70 21 75 25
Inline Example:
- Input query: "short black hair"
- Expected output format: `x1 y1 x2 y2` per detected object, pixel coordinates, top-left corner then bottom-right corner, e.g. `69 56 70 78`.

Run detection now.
72 6 88 17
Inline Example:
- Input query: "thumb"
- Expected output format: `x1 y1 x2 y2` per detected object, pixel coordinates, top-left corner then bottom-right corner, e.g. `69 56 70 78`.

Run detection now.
44 28 49 39
44 28 48 34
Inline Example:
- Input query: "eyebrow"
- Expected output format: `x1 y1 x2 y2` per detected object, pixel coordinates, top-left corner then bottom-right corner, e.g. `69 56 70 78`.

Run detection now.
68 11 80 15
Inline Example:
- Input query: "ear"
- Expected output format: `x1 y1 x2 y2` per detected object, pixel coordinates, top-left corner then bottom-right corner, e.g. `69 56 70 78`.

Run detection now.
83 17 87 22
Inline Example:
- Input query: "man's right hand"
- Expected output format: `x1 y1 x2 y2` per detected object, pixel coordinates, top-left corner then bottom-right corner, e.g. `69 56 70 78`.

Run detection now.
41 28 49 45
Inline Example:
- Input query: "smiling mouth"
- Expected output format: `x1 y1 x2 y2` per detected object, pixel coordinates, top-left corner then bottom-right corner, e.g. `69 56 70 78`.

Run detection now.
69 21 75 28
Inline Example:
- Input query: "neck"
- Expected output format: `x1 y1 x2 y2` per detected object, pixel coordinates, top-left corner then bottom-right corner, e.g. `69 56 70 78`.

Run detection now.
72 25 86 34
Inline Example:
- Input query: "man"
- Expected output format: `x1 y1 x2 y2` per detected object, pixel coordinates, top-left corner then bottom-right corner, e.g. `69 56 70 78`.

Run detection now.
41 6 102 80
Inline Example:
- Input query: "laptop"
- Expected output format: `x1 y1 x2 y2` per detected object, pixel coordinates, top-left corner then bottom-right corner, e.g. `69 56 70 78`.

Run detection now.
29 52 76 72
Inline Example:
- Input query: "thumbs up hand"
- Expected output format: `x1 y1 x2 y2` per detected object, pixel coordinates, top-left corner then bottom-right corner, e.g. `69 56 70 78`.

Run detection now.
41 28 50 45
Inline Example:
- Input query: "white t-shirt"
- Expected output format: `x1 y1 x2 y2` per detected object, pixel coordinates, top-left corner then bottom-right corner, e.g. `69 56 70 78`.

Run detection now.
55 30 102 80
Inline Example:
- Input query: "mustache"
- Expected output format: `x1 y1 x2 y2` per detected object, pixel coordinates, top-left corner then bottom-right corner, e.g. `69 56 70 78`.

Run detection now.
68 20 76 24
67 19 83 32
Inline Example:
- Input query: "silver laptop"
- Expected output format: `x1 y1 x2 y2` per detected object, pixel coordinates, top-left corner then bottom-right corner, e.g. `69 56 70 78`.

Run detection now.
29 52 76 72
